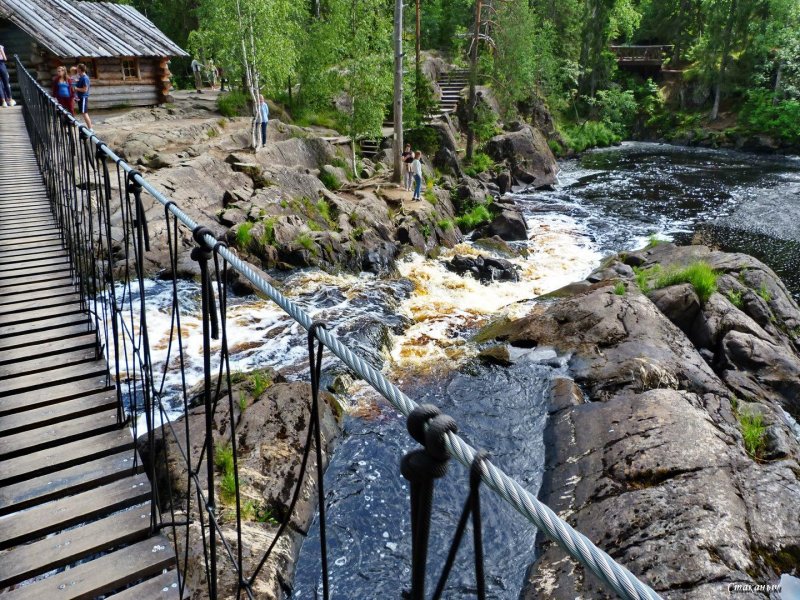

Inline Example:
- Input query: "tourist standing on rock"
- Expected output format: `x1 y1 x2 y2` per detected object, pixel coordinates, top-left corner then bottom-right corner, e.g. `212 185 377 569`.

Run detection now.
411 151 423 200
401 143 414 191
258 95 269 147
191 57 203 93
73 63 92 130
206 58 218 90
0 43 16 107
52 66 74 114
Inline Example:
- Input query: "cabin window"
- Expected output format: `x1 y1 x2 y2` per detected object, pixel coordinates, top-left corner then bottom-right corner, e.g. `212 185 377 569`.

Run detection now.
121 58 139 80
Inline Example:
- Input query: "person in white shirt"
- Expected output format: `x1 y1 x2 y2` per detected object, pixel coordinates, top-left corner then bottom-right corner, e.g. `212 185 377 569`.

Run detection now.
411 151 423 200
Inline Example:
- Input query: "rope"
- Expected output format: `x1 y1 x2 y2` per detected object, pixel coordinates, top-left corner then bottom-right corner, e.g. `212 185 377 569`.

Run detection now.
14 56 663 600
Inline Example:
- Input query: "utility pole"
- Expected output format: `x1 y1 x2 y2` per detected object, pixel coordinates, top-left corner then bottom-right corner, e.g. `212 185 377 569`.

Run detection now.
393 0 404 184
465 0 483 160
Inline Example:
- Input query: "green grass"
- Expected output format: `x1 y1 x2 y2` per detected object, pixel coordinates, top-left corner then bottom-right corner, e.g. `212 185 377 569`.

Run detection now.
293 108 345 131
207 127 219 138
645 234 664 249
437 219 453 231
727 289 743 308
330 156 349 171
613 281 626 296
738 411 767 459
456 204 493 232
250 371 271 397
319 169 341 191
317 199 335 227
260 218 276 246
757 283 772 303
236 221 255 248
297 233 315 251
215 444 234 475
217 90 250 118
243 500 279 525
238 392 248 413
637 261 718 303
463 152 495 178
220 471 237 503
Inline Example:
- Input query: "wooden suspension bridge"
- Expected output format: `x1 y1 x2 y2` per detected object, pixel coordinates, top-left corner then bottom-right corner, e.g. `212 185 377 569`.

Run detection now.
0 106 182 599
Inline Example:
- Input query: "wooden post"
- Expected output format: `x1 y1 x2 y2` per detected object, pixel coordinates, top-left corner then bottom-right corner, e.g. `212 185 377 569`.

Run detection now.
392 0 404 184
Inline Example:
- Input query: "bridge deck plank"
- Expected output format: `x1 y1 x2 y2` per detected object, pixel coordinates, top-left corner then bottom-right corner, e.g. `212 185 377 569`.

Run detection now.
0 408 118 460
0 451 141 517
0 391 117 437
109 569 186 599
0 376 112 416
0 332 97 366
0 473 151 550
0 534 174 600
0 503 151 588
0 428 133 487
0 99 178 598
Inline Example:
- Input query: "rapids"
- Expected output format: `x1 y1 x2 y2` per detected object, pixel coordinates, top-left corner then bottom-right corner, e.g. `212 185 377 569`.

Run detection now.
126 142 799 597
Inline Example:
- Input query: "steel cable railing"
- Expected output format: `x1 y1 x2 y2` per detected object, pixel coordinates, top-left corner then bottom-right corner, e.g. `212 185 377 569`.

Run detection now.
14 56 662 600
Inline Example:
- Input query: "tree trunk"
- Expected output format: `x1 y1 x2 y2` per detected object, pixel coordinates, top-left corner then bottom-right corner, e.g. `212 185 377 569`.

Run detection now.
711 0 738 121
773 60 783 104
392 0 404 183
465 0 483 161
415 0 421 114
351 138 358 180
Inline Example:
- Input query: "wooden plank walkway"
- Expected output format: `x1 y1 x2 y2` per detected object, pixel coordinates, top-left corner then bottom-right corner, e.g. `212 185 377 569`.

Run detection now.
0 107 183 598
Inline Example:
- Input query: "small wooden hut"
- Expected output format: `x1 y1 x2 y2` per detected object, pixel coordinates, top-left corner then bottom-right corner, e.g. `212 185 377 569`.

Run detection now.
0 0 187 107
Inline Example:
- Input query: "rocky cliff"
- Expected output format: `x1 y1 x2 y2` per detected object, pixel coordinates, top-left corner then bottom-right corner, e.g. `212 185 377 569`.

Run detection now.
480 243 800 598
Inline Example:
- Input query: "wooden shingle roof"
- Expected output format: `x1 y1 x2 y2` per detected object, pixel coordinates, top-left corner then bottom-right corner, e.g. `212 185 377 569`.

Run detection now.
0 0 188 58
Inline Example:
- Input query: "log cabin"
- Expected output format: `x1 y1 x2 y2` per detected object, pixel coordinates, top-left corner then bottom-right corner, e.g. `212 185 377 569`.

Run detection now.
0 0 187 108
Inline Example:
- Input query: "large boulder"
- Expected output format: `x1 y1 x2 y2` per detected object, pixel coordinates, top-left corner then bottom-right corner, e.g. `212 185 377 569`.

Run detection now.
482 248 800 599
484 124 558 188
482 208 528 242
444 254 520 283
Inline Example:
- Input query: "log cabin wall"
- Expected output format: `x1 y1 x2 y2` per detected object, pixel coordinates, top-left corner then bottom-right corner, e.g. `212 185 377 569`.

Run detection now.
0 0 184 108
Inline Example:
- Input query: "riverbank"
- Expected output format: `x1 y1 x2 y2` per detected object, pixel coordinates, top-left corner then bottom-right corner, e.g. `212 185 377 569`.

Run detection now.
478 242 800 598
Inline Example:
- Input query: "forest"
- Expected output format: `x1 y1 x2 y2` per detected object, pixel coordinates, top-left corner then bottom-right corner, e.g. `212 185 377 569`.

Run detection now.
129 0 800 153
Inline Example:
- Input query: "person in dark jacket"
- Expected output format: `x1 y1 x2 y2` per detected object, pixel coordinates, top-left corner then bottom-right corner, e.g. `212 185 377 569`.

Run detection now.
0 43 16 107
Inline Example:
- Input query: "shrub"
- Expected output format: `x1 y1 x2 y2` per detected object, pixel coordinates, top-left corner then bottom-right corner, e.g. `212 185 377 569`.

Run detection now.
739 90 800 145
594 86 637 137
437 219 453 231
260 218 276 246
217 90 251 118
757 283 772 303
473 101 502 142
456 204 493 231
738 411 767 459
319 169 341 191
464 152 495 177
405 126 439 155
562 120 621 153
613 281 626 296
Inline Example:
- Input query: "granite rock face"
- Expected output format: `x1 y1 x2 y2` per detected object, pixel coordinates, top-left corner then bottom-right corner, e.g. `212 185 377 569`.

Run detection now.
140 369 343 600
483 244 800 599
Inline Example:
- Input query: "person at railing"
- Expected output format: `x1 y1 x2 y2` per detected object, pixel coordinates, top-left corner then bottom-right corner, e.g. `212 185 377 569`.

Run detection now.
52 66 74 114
73 63 93 130
0 43 16 107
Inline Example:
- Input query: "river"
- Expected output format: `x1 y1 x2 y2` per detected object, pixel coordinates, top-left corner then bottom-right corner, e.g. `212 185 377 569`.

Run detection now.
136 142 800 597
